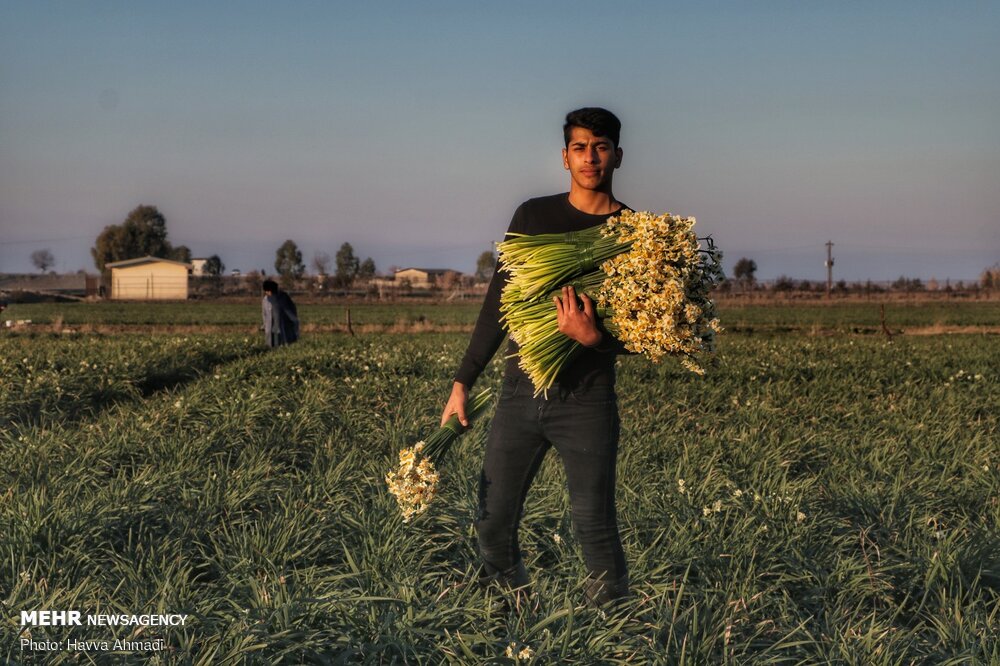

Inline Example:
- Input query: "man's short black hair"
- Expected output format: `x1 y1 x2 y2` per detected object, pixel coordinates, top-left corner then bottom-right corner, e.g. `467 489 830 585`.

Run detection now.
262 280 278 293
563 107 621 148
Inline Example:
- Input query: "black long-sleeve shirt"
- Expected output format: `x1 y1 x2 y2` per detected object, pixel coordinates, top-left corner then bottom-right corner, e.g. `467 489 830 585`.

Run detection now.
454 193 629 391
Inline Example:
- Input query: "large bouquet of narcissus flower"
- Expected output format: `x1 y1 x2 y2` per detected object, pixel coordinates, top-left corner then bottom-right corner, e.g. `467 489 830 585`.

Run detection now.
385 389 493 522
499 210 724 396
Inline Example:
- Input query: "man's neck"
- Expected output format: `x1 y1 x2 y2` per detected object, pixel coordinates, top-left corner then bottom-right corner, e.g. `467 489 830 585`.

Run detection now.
567 187 619 215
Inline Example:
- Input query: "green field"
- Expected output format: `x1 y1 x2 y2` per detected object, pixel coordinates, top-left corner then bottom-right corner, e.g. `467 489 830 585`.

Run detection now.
6 298 1000 332
3 301 483 328
1 305 998 663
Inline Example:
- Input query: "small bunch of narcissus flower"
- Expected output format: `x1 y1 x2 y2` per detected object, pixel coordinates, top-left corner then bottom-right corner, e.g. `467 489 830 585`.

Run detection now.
385 389 493 522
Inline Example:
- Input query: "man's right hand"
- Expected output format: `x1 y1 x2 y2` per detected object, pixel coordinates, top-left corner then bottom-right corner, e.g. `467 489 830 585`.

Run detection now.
441 381 469 427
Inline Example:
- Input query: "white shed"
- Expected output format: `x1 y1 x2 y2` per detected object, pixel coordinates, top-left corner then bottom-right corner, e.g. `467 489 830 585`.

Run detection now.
393 268 458 289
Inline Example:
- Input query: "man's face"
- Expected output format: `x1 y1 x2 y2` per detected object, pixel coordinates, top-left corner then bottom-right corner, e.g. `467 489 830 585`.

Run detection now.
562 126 622 192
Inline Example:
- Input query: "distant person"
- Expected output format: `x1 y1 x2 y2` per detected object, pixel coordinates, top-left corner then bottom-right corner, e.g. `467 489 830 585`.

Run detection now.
261 280 299 348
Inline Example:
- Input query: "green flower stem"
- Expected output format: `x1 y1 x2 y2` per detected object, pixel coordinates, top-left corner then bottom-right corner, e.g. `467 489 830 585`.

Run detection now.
500 270 620 396
498 228 633 303
423 388 493 462
501 271 607 325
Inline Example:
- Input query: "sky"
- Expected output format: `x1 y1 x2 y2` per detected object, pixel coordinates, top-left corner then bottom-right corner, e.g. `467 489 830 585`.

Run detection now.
1 1 998 282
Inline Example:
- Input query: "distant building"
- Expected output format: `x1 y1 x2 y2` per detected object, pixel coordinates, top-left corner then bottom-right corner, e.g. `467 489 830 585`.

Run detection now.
393 268 460 289
190 257 209 276
106 256 191 300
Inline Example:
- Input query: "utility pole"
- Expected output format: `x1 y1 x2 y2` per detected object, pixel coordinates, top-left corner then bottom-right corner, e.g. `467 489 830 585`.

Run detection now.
825 241 835 298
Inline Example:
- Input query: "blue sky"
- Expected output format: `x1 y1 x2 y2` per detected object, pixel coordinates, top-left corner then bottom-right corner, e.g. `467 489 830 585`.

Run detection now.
1 1 998 281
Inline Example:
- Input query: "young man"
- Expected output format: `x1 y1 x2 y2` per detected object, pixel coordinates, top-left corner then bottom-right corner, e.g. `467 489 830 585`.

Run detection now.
441 107 630 607
261 280 300 348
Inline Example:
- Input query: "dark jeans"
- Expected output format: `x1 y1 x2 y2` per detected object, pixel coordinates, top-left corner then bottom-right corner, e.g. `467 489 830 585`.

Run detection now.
476 374 628 605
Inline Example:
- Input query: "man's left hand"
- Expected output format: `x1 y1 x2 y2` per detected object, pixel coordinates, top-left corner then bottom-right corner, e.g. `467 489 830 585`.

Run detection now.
554 285 603 347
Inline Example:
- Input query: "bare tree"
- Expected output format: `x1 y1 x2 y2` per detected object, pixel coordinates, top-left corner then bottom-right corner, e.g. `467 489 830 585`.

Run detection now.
31 249 55 273
980 263 1000 291
312 251 331 276
438 270 459 291
244 270 263 296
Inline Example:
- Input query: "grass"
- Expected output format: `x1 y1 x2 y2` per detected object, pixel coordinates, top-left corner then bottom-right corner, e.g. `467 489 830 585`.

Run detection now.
1 312 998 663
720 301 1000 332
5 298 999 332
2 302 483 328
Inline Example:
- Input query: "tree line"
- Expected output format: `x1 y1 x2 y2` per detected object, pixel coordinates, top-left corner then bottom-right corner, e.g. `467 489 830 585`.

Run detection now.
88 205 380 288
725 256 1000 295
83 204 500 290
59 206 1000 295
273 239 376 288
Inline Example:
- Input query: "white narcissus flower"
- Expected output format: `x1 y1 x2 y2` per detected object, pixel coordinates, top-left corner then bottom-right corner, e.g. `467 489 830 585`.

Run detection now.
500 210 724 396
385 391 493 522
